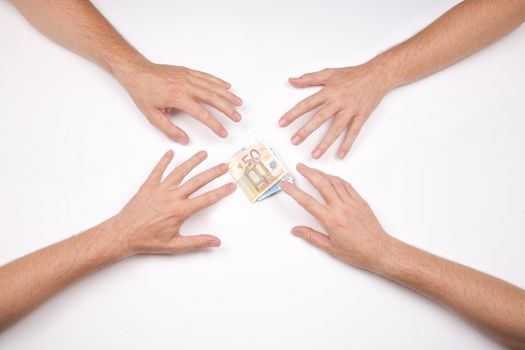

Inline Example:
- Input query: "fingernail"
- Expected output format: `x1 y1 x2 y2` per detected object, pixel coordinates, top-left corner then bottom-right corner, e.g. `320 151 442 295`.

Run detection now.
220 129 228 138
312 149 322 159
291 135 301 145
233 111 241 122
337 150 346 159
219 163 229 171
279 119 286 127
235 97 243 105
197 150 207 159
208 240 220 247
228 182 237 191
176 136 187 144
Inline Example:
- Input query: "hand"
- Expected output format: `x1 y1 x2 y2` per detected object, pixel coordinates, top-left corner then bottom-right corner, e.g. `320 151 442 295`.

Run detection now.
112 150 236 256
281 163 392 270
279 62 394 159
117 61 243 144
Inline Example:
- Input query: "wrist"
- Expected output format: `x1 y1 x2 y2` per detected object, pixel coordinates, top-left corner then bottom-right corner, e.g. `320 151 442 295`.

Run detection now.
96 215 136 260
368 235 413 278
367 51 405 90
353 234 405 275
109 53 151 88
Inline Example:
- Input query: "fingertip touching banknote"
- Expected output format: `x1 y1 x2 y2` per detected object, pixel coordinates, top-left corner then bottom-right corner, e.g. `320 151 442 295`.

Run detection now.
228 140 293 203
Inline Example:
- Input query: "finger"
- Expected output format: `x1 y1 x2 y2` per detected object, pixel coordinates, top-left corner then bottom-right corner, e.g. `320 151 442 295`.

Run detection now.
291 226 334 253
193 87 241 122
179 99 228 138
163 150 207 187
189 182 237 214
280 180 326 220
191 77 242 107
337 116 366 159
328 176 352 201
169 234 221 254
190 69 231 89
312 112 352 159
296 163 338 204
288 69 333 88
291 103 340 145
279 91 324 127
145 150 174 184
344 180 362 200
146 109 189 144
177 163 229 198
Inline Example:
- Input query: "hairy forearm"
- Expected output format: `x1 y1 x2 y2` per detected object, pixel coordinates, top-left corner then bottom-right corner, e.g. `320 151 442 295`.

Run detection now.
9 0 147 78
0 218 126 330
373 237 525 349
372 0 525 88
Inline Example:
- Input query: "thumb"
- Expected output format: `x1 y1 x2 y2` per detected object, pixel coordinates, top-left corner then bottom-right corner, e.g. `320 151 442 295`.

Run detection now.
291 226 334 253
289 69 333 87
146 109 189 144
169 234 221 254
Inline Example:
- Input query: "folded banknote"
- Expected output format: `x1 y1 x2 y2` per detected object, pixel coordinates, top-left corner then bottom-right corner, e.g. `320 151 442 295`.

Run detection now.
228 141 293 203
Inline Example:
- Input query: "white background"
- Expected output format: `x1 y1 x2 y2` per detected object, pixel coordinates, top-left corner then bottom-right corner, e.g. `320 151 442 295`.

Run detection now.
1 0 524 349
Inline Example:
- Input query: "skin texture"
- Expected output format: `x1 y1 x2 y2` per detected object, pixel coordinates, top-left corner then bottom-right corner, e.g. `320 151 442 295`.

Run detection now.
280 0 525 159
0 151 236 330
281 164 525 349
9 0 242 143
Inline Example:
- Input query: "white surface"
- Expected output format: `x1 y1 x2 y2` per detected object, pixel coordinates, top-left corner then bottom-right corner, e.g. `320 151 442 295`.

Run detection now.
1 0 524 349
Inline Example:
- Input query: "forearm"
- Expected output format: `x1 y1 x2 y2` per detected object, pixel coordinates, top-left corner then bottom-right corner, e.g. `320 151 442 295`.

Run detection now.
9 0 147 78
373 237 525 349
0 217 126 330
372 0 525 88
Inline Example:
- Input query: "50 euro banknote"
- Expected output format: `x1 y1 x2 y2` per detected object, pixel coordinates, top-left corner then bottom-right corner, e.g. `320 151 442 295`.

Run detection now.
228 141 293 203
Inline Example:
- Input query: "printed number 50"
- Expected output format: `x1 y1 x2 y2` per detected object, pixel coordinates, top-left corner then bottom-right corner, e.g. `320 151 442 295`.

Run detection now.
242 149 261 169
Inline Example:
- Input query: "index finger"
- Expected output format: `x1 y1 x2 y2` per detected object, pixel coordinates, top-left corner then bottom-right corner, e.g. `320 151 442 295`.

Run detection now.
189 182 237 214
280 180 326 220
279 91 324 127
296 163 339 204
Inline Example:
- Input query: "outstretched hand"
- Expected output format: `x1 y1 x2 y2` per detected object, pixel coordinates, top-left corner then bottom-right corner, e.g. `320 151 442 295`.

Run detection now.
117 62 243 144
280 63 394 159
113 150 236 256
281 163 392 270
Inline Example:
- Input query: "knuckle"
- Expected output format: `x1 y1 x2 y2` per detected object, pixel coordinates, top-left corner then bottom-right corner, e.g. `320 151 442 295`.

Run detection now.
333 176 345 185
195 239 208 249
302 195 313 208
303 232 313 242
333 124 346 136
203 90 215 100
297 100 310 110
170 89 187 100
207 192 219 203
316 175 330 186
201 111 213 121
295 129 306 139
195 173 207 185
172 203 190 218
